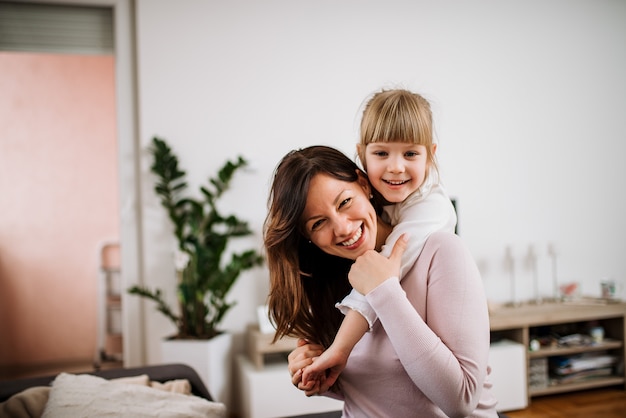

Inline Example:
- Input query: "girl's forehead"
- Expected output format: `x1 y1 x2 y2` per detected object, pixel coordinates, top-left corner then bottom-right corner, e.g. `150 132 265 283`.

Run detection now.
366 142 427 150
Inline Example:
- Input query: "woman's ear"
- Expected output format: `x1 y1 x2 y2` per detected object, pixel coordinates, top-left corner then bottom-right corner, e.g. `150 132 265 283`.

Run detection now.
356 170 371 196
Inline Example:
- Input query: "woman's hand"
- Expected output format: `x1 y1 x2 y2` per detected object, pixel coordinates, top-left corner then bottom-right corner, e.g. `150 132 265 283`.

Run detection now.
288 338 325 396
349 234 407 295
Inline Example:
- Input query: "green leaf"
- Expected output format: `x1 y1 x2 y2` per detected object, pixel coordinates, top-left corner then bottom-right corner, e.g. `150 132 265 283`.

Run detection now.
127 136 264 339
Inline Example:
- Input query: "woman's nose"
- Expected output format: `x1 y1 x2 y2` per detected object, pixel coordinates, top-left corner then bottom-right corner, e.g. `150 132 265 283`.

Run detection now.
332 215 353 237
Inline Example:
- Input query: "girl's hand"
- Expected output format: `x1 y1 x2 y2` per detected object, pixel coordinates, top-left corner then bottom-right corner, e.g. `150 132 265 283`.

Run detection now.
302 345 347 393
349 234 407 295
288 338 324 394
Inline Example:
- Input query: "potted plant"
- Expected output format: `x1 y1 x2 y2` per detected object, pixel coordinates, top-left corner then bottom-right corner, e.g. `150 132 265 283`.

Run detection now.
128 136 264 403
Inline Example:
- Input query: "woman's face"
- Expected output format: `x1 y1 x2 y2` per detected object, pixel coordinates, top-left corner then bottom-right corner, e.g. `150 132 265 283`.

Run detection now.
301 173 378 260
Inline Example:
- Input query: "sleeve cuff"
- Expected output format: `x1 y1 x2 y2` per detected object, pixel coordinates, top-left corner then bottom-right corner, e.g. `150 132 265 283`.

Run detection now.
335 289 378 330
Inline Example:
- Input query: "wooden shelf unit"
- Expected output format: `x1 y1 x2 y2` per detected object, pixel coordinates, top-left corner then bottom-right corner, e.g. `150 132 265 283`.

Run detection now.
489 301 626 399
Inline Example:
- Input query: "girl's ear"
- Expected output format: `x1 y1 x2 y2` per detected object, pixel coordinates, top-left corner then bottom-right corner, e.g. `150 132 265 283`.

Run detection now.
356 144 366 169
431 143 438 155
356 170 371 196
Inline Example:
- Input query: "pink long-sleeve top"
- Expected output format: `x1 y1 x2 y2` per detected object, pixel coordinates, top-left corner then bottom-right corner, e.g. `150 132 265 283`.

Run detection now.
329 232 498 417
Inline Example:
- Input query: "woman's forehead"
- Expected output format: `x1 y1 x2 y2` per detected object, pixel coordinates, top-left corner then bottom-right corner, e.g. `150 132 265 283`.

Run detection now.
307 174 353 201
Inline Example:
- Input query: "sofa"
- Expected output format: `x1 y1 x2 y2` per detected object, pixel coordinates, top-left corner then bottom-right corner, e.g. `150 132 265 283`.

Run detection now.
0 363 345 418
0 363 226 417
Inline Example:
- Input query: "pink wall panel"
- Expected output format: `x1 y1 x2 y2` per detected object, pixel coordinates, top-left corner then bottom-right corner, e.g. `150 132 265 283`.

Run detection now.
0 52 119 368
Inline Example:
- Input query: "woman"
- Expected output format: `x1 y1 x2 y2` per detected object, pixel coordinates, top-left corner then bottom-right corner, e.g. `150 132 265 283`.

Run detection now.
264 146 498 417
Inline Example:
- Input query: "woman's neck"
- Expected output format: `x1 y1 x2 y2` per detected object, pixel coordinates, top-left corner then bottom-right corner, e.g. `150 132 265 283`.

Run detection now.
375 218 392 252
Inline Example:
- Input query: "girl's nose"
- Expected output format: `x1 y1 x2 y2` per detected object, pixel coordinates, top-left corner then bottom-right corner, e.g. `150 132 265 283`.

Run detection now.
387 155 405 173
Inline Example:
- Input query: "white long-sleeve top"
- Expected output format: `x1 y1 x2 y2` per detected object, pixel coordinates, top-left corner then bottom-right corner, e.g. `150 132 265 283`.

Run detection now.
336 172 457 328
326 232 498 417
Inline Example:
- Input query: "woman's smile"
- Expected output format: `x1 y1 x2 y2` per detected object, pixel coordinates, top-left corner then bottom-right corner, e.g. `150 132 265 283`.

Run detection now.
339 224 364 248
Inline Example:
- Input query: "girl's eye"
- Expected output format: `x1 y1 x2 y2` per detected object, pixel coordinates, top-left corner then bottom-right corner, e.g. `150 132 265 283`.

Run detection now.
373 151 388 157
405 151 419 158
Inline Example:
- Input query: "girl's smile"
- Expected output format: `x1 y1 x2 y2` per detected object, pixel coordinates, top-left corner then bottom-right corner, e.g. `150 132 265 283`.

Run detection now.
361 142 433 203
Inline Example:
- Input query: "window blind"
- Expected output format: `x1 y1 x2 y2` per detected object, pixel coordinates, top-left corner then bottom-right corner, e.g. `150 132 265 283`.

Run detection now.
0 1 113 54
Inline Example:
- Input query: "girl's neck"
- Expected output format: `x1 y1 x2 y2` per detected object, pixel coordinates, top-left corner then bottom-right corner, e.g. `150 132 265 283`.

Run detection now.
375 218 392 251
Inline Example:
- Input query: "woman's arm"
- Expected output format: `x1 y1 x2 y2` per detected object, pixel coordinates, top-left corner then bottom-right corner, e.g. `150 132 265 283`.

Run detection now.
354 232 490 417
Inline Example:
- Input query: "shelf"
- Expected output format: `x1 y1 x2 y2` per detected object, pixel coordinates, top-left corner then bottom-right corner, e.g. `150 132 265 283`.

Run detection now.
106 295 121 304
490 301 626 330
246 324 298 369
530 376 625 396
488 301 626 406
96 242 123 367
528 339 623 358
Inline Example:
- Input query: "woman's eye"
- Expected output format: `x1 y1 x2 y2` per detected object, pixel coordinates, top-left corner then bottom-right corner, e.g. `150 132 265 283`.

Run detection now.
338 197 352 209
311 219 324 231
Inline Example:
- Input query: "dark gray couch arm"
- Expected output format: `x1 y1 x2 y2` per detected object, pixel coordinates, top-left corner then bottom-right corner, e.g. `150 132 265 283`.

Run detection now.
0 363 212 403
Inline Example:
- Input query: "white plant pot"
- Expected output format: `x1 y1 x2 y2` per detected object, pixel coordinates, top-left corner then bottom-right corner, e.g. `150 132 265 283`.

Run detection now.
161 332 233 407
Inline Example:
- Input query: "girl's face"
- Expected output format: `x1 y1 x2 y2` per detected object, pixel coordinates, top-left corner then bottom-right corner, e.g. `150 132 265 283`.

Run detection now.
360 142 435 203
302 173 378 260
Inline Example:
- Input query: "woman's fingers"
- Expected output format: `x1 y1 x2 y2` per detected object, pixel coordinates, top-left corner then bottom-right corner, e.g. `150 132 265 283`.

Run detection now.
289 349 323 374
287 340 324 377
292 368 303 386
292 368 320 393
303 377 322 397
287 340 328 396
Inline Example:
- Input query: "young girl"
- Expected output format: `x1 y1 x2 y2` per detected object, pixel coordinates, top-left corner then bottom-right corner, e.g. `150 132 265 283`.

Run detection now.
302 88 458 389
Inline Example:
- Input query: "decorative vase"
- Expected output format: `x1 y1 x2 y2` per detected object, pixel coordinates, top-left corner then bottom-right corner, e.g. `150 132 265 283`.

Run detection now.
160 332 233 407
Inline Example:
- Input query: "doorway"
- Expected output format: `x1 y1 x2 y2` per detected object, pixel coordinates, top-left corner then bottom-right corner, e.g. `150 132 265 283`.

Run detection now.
0 1 123 378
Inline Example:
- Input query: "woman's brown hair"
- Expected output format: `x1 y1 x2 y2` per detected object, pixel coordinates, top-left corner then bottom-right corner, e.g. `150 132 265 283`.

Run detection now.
264 146 370 348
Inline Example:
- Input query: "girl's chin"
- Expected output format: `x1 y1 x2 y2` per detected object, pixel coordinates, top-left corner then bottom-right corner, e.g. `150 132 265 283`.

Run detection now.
382 191 409 203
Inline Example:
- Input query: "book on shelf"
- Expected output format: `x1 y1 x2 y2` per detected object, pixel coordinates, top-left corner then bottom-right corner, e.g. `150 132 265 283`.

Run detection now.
552 367 614 384
550 353 618 376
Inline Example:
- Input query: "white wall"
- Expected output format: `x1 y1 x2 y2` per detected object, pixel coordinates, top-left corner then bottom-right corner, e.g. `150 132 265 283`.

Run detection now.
133 0 626 364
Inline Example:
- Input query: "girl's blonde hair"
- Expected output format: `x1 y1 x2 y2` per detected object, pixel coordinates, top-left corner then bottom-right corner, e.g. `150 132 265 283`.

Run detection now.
358 89 439 178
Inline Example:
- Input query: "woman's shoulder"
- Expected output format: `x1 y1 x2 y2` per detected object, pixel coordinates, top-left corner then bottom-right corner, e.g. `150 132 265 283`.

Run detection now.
426 230 461 243
418 232 481 284
422 231 469 257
